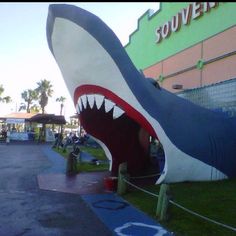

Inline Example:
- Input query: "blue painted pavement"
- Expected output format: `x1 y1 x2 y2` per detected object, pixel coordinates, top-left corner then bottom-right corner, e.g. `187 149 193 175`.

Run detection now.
42 145 173 235
80 151 95 162
82 193 173 236
42 146 66 173
42 145 95 173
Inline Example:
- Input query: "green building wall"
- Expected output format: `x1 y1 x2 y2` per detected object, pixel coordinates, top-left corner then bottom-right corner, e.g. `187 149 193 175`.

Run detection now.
125 2 236 70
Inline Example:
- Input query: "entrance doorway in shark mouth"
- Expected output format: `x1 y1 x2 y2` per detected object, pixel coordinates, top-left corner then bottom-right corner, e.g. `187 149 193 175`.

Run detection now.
149 137 165 174
78 99 164 177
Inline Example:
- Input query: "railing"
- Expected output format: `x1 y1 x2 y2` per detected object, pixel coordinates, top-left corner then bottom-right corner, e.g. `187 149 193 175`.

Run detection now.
117 162 236 233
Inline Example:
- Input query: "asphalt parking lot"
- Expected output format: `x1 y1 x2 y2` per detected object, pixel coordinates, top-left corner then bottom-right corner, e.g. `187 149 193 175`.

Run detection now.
0 143 112 236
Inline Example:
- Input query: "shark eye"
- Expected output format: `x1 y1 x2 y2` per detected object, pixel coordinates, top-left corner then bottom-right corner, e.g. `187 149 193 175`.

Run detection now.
146 77 161 89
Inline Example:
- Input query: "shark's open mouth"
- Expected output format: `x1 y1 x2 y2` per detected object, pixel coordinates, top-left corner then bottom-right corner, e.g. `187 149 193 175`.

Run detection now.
74 85 158 176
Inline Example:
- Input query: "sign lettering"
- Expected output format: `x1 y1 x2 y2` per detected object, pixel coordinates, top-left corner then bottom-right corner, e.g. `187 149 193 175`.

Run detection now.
155 2 220 44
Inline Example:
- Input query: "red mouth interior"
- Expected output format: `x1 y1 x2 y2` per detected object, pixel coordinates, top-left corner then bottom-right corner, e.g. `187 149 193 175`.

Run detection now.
74 85 158 177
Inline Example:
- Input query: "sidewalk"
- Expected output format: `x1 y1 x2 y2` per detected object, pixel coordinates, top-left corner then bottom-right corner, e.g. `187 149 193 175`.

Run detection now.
38 146 110 194
82 193 172 235
0 143 112 236
40 145 173 235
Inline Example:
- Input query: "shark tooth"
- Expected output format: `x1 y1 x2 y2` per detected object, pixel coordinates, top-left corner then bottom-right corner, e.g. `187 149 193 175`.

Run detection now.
76 103 80 114
81 95 87 109
95 94 104 110
87 94 95 109
78 97 83 112
113 105 125 119
104 99 115 113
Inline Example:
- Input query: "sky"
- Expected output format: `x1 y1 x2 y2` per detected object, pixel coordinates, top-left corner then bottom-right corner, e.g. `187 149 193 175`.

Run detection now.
0 2 160 121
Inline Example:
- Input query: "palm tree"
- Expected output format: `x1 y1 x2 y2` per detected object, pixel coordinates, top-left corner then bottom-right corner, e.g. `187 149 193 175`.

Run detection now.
56 96 66 115
56 96 66 134
30 104 40 113
0 84 11 104
35 79 53 114
18 103 27 112
35 79 53 142
19 89 38 113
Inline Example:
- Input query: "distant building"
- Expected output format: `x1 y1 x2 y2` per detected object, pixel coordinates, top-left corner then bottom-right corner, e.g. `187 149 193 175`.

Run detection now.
0 112 66 141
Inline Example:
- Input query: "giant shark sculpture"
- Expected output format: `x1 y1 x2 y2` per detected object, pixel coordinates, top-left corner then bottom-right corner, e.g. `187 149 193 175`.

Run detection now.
46 4 236 183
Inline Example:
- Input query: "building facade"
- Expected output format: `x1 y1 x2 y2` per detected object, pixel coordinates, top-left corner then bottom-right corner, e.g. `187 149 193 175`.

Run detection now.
125 2 236 117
